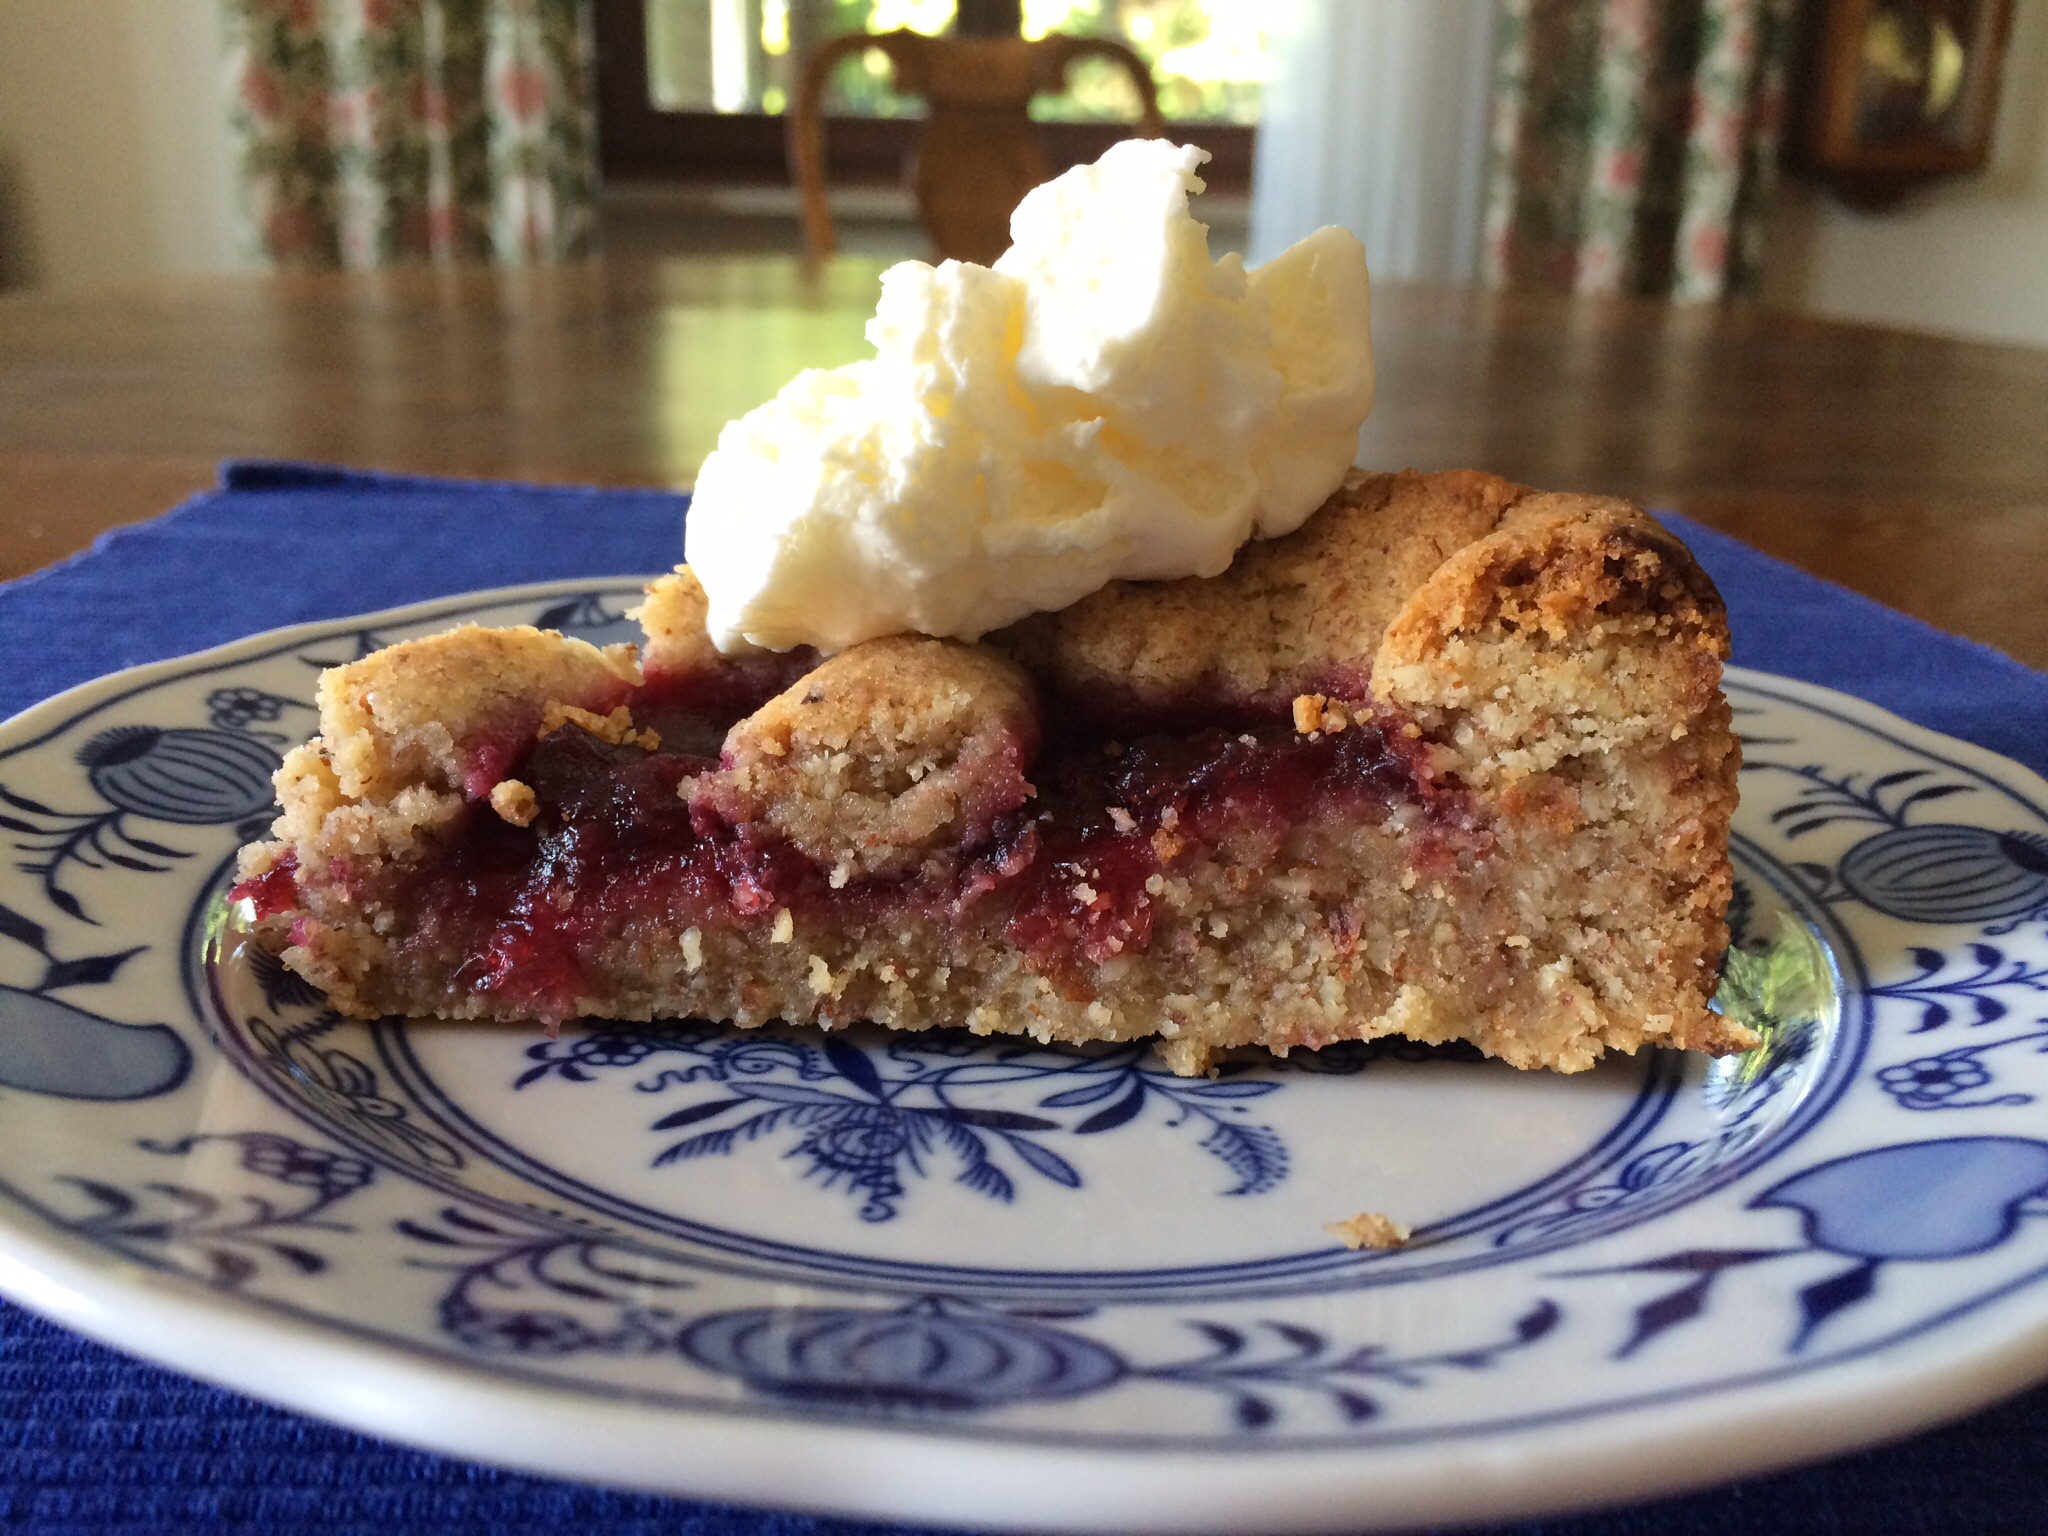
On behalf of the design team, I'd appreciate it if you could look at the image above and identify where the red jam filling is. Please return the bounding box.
[279,669,1471,1020]
[979,717,1455,983]
[234,849,301,921]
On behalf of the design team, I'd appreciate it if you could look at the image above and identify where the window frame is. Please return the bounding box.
[593,0,1255,192]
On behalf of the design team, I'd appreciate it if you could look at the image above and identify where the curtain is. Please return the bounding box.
[1247,0,1498,282]
[1482,0,1794,301]
[222,0,599,268]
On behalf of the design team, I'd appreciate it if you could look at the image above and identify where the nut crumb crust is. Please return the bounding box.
[238,468,1750,1077]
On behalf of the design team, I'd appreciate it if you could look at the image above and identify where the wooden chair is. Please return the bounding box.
[789,30,1165,266]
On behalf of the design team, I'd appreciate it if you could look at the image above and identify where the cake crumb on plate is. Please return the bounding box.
[1325,1211,1412,1250]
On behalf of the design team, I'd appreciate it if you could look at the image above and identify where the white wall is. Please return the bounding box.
[1764,0,2048,347]
[0,0,248,290]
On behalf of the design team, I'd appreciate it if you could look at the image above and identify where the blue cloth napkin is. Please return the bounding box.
[1,462,2044,1535]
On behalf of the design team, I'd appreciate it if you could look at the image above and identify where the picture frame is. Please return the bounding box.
[1788,0,2016,207]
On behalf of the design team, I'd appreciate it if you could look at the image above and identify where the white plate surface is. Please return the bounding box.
[3,580,2048,1532]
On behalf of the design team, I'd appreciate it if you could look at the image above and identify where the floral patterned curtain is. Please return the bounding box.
[222,0,599,268]
[1482,0,1794,301]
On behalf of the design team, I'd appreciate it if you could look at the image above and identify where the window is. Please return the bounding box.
[597,0,1259,192]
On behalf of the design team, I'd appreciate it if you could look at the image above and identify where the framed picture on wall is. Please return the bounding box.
[1789,0,2016,206]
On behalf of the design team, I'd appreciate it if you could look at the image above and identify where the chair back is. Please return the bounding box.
[790,30,1164,266]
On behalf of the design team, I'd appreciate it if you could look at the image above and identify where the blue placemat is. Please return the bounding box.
[1,461,2044,1535]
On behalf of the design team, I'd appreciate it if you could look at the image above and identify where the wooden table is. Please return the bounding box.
[4,256,2045,669]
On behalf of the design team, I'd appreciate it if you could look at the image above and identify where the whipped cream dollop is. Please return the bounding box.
[685,139,1374,654]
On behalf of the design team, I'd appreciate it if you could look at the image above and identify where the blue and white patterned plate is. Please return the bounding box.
[3,579,2048,1533]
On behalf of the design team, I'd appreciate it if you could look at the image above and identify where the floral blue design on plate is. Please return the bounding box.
[2,579,2048,1534]
[509,1023,1295,1223]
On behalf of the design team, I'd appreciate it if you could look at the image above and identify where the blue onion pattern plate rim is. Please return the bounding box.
[1,578,2047,1534]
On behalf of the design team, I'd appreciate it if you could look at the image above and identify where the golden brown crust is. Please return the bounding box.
[1363,485,1743,1060]
[691,636,1039,882]
[315,623,640,803]
[995,468,1528,707]
[633,567,720,677]
[1376,491,1731,780]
